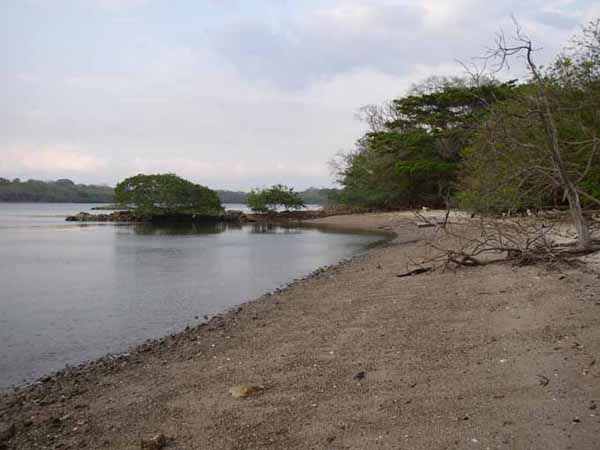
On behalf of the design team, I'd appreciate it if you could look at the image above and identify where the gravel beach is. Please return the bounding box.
[1,212,599,450]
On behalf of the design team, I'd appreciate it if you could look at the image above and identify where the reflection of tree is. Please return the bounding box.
[126,221,388,243]
[249,223,303,234]
[132,222,236,236]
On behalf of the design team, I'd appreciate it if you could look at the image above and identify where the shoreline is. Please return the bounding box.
[1,212,599,449]
[2,219,395,393]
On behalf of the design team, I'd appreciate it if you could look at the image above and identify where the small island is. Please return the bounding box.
[65,175,340,224]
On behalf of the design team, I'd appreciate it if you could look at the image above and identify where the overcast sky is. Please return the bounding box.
[1,0,599,190]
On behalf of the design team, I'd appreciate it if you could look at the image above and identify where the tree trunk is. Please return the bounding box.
[539,99,593,250]
[527,51,593,250]
[564,182,592,249]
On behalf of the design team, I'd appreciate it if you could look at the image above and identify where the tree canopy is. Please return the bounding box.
[332,19,600,225]
[114,173,223,217]
[246,184,305,213]
[332,77,516,209]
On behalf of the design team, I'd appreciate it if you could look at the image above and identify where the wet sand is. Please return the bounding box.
[1,212,599,450]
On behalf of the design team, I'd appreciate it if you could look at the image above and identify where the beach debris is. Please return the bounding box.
[397,267,432,278]
[353,371,366,381]
[229,384,264,399]
[140,433,167,450]
[537,375,550,386]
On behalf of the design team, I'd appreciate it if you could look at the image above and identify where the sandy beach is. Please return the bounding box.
[1,212,599,450]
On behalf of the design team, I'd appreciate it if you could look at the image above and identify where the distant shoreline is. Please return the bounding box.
[0,200,113,204]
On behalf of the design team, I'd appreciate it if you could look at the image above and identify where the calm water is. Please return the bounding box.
[0,203,382,387]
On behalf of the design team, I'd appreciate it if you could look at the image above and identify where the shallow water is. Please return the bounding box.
[0,203,382,387]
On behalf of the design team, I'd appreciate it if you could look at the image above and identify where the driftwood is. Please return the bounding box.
[397,267,432,278]
[414,212,599,272]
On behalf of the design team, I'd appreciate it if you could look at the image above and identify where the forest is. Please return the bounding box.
[331,21,600,219]
[0,178,114,203]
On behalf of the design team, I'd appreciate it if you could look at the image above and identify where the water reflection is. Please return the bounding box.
[0,204,385,387]
[131,222,309,236]
[131,222,233,236]
[248,223,303,234]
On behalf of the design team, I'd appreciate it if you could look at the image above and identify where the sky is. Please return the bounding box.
[1,0,599,190]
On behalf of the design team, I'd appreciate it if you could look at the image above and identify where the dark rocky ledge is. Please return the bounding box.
[65,210,246,223]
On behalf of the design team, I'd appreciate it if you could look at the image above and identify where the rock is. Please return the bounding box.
[140,433,167,450]
[223,210,246,222]
[0,423,16,444]
[229,384,264,398]
[353,371,366,381]
[65,211,137,223]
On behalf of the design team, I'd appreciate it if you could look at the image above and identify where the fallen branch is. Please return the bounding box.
[415,214,600,272]
[397,267,432,278]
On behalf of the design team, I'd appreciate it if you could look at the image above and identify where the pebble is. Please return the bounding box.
[140,433,167,450]
[229,384,264,399]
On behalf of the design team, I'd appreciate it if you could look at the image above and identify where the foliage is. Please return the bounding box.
[0,178,114,203]
[246,184,305,213]
[216,188,339,206]
[114,173,223,217]
[460,20,600,214]
[332,77,516,209]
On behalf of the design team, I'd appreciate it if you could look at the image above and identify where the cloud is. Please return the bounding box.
[2,0,598,188]
[0,148,107,178]
[90,0,150,12]
[124,157,329,190]
[211,0,587,90]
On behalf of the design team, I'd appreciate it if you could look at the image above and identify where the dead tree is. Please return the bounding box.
[411,213,591,273]
[488,20,593,251]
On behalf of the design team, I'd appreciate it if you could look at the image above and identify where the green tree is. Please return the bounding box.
[246,184,305,213]
[332,77,516,209]
[114,173,223,217]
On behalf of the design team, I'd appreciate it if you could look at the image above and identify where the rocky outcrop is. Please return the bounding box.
[65,207,359,224]
[66,210,248,223]
[65,211,138,222]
